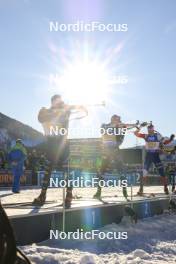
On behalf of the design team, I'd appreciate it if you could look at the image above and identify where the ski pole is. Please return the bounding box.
[62,171,66,232]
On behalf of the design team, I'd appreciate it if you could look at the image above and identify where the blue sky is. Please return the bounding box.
[0,0,176,147]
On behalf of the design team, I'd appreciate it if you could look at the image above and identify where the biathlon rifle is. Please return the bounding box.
[135,120,153,129]
[69,101,106,121]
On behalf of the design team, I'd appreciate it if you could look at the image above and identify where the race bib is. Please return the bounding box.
[146,142,159,150]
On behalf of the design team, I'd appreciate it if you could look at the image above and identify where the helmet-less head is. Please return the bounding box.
[111,115,121,126]
[147,124,155,135]
[51,94,64,108]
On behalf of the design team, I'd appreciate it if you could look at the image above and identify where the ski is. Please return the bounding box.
[0,192,15,198]
[93,196,109,204]
[134,193,156,198]
[6,203,63,210]
[2,200,58,208]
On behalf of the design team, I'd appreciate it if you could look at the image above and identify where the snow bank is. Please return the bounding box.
[21,213,176,264]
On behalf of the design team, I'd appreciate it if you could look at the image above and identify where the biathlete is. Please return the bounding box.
[32,94,87,208]
[134,123,174,195]
[93,114,137,199]
[161,135,176,194]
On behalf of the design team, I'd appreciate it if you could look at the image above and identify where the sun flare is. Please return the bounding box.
[51,61,110,105]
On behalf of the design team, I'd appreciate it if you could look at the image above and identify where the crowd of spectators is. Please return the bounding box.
[0,144,49,185]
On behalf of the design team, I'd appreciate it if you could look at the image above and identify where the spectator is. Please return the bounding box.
[27,149,39,185]
[8,139,27,193]
[0,149,6,169]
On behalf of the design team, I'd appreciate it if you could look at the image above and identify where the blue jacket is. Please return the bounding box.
[8,143,27,164]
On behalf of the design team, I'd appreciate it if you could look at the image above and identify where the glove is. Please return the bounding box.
[140,122,148,127]
[170,134,175,141]
[136,120,140,126]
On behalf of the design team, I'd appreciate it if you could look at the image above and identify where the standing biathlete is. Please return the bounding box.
[33,94,87,208]
[160,134,176,193]
[93,114,137,199]
[134,124,174,195]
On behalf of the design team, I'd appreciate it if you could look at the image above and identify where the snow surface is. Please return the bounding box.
[0,185,169,205]
[1,186,176,263]
[21,213,176,264]
[1,186,171,216]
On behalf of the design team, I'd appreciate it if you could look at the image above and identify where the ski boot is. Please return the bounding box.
[164,185,169,195]
[123,187,128,200]
[161,177,169,195]
[32,190,46,206]
[172,185,176,194]
[137,185,143,196]
[93,187,102,199]
[12,190,20,194]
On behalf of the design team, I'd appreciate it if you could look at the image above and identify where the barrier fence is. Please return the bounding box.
[0,170,32,187]
[37,167,176,188]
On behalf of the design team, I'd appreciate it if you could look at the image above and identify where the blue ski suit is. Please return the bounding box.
[8,143,27,192]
